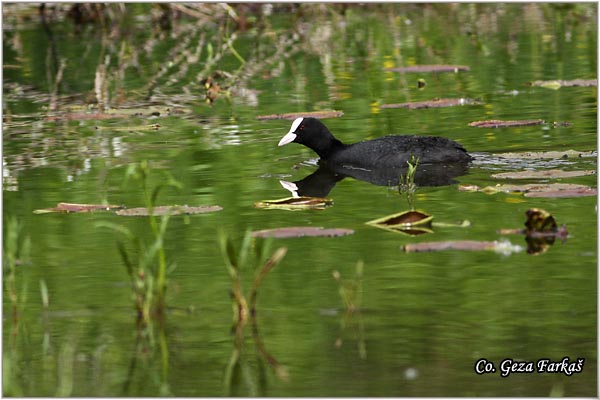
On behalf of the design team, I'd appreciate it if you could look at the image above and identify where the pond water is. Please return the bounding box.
[2,3,597,397]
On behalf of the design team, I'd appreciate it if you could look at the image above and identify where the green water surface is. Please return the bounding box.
[2,3,597,397]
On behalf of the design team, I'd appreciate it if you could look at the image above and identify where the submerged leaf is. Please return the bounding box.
[116,205,222,216]
[254,196,333,211]
[491,169,595,179]
[380,98,483,109]
[384,64,470,73]
[251,227,354,239]
[468,119,545,128]
[34,202,124,214]
[256,110,344,121]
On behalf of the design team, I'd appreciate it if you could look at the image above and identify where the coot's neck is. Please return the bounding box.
[308,125,346,159]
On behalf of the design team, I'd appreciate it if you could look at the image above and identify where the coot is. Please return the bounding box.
[278,117,472,168]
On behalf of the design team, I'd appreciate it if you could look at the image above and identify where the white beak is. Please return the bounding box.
[279,180,299,197]
[278,117,304,147]
[278,131,297,147]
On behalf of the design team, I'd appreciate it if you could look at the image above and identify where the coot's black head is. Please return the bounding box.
[278,117,343,159]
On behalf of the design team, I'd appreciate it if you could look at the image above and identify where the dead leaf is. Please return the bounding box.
[34,202,124,214]
[251,227,354,239]
[495,150,596,160]
[366,210,433,235]
[524,188,597,198]
[459,183,595,196]
[402,240,523,255]
[256,110,344,121]
[116,205,222,216]
[384,64,470,73]
[380,98,483,109]
[529,79,597,89]
[468,119,545,128]
[497,208,568,255]
[254,196,333,211]
[491,169,596,179]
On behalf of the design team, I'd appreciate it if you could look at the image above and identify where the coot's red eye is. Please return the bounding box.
[299,125,305,130]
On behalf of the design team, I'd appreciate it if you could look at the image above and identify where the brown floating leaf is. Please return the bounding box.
[34,202,124,214]
[497,208,568,255]
[402,240,523,255]
[254,196,333,211]
[366,210,433,235]
[384,64,470,73]
[116,205,222,216]
[495,150,596,160]
[524,188,597,198]
[459,183,595,196]
[256,110,344,121]
[491,169,596,179]
[45,106,190,122]
[380,98,482,109]
[468,119,545,128]
[529,79,597,89]
[46,113,130,122]
[525,208,556,233]
[251,227,354,239]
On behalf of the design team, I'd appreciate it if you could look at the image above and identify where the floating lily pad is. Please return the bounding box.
[256,110,344,121]
[34,202,124,214]
[468,119,545,128]
[459,183,596,197]
[116,205,223,216]
[384,64,470,73]
[251,227,354,239]
[380,98,483,109]
[254,196,333,211]
[402,240,523,255]
[491,169,596,179]
[495,150,596,160]
[529,79,597,89]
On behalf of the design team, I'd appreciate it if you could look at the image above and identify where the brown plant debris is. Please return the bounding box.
[380,98,482,109]
[491,169,596,179]
[494,150,596,160]
[402,240,522,254]
[251,226,354,239]
[34,202,124,214]
[529,79,597,89]
[256,110,344,121]
[384,65,470,73]
[116,205,223,216]
[459,183,596,197]
[468,119,545,128]
[254,196,333,210]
